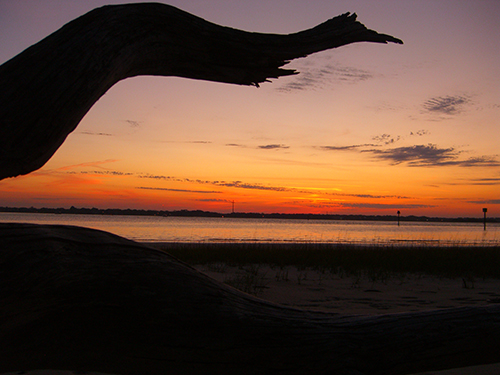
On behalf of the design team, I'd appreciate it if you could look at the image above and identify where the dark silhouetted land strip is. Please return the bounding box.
[1,206,498,223]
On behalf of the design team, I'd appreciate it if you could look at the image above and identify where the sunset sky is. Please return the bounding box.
[1,0,499,217]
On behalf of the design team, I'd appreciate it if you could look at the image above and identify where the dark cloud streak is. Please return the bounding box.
[363,144,500,168]
[81,170,133,176]
[258,144,290,150]
[138,174,174,180]
[79,131,113,136]
[410,130,430,136]
[277,63,374,92]
[136,187,221,194]
[140,176,411,199]
[320,144,377,151]
[364,144,458,166]
[339,202,433,209]
[468,199,500,205]
[125,119,141,127]
[422,95,470,115]
[372,134,401,145]
[72,168,412,200]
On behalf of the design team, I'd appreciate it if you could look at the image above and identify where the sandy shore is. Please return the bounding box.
[196,263,500,315]
[196,263,500,375]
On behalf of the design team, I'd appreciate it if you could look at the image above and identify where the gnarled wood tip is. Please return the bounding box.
[0,3,402,180]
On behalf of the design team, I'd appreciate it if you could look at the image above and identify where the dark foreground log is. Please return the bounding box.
[1,223,500,375]
[0,3,401,180]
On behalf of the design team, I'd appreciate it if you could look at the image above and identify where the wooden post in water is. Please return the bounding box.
[397,210,401,226]
[483,207,488,230]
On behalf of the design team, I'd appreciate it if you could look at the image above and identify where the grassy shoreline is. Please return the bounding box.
[148,242,500,280]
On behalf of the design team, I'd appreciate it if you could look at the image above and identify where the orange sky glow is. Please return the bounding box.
[1,0,499,218]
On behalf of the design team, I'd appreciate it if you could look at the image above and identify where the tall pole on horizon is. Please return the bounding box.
[483,208,487,231]
[397,210,401,227]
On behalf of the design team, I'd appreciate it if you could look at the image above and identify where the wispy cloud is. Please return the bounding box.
[57,159,119,171]
[428,177,500,187]
[332,192,411,199]
[57,166,418,203]
[464,178,500,186]
[32,197,65,200]
[451,157,500,168]
[80,170,133,176]
[199,180,411,199]
[321,131,428,152]
[422,95,471,115]
[136,187,221,194]
[363,144,500,167]
[364,144,458,166]
[78,131,113,136]
[278,71,318,92]
[277,62,374,92]
[293,201,429,210]
[320,144,377,151]
[135,174,410,199]
[210,180,291,192]
[372,134,401,145]
[339,202,434,209]
[196,198,231,202]
[334,66,373,82]
[467,199,500,205]
[125,119,141,127]
[134,176,297,194]
[258,144,290,150]
[410,129,430,136]
[318,129,499,168]
[138,174,174,180]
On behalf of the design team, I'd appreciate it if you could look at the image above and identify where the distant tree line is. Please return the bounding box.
[1,206,498,223]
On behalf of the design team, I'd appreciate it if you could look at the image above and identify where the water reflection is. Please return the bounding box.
[1,213,499,246]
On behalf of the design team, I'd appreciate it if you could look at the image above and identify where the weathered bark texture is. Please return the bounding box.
[0,3,401,180]
[1,223,500,375]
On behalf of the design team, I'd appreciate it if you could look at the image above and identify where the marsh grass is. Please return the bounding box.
[205,262,229,273]
[223,264,269,296]
[273,266,289,282]
[155,242,500,280]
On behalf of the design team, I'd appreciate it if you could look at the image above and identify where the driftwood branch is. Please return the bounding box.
[5,4,495,375]
[0,3,401,180]
[1,223,500,375]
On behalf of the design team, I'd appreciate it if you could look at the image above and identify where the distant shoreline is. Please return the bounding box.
[1,206,498,223]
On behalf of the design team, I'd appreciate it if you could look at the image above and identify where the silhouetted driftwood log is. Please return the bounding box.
[0,3,401,180]
[4,4,499,375]
[1,223,500,375]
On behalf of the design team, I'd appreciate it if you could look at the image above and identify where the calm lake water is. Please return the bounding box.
[1,212,499,246]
